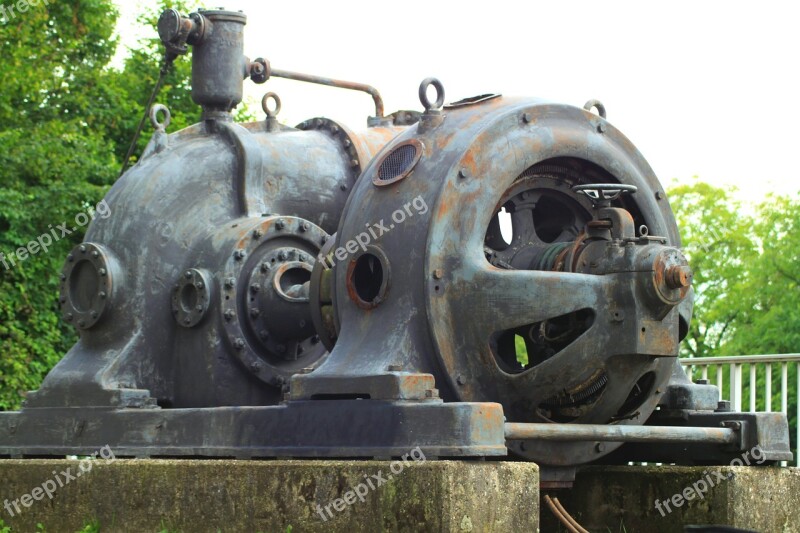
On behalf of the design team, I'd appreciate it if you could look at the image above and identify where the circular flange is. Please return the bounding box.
[59,242,117,330]
[309,235,339,351]
[219,216,329,387]
[171,268,212,328]
[296,117,364,181]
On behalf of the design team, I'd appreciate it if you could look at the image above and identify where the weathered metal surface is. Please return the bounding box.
[0,8,791,473]
[0,402,506,458]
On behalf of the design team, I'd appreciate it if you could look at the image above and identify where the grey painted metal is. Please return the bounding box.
[0,8,791,474]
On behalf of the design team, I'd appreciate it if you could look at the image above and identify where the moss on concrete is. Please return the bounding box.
[540,465,800,533]
[0,459,539,532]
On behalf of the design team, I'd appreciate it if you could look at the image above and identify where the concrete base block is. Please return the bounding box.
[540,465,800,532]
[0,459,539,532]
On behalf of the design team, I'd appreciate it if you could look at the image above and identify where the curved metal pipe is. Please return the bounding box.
[269,68,384,118]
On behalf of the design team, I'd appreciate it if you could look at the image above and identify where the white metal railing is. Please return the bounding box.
[680,354,800,467]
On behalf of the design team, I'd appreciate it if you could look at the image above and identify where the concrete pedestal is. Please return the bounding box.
[540,465,800,532]
[0,459,539,532]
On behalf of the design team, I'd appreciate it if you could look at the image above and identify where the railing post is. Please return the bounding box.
[749,363,757,412]
[730,363,742,412]
[766,364,773,413]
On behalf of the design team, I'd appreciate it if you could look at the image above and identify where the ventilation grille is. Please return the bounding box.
[378,144,419,182]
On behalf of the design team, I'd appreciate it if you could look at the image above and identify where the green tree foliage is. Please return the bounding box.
[669,180,800,357]
[0,0,207,409]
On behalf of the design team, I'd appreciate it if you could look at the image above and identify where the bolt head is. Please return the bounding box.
[253,229,263,239]
[277,251,287,261]
[458,168,470,179]
[184,271,193,279]
[250,283,261,293]
[275,220,285,230]
[522,112,533,123]
[67,255,74,263]
[79,245,87,254]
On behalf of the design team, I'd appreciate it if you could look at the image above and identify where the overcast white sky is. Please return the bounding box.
[115,0,798,200]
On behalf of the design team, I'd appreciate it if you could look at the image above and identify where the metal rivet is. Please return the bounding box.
[99,291,107,299]
[597,122,606,133]
[250,308,260,318]
[65,313,74,321]
[595,442,606,453]
[655,191,664,200]
[98,268,107,276]
[234,250,246,261]
[79,245,87,253]
[184,317,191,325]
[225,278,236,289]
[261,262,270,272]
[277,251,287,261]
[196,305,204,312]
[233,338,245,350]
[259,330,270,340]
[92,251,100,258]
[300,221,310,232]
[522,112,533,123]
[77,319,86,328]
[67,255,74,263]
[90,311,98,319]
[253,229,263,239]
[456,375,467,386]
[340,183,348,191]
[276,219,285,230]
[298,254,307,263]
[184,271,193,279]
[250,362,262,373]
[224,309,235,321]
[433,269,443,280]
[196,282,204,290]
[458,168,470,179]
[250,283,261,293]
